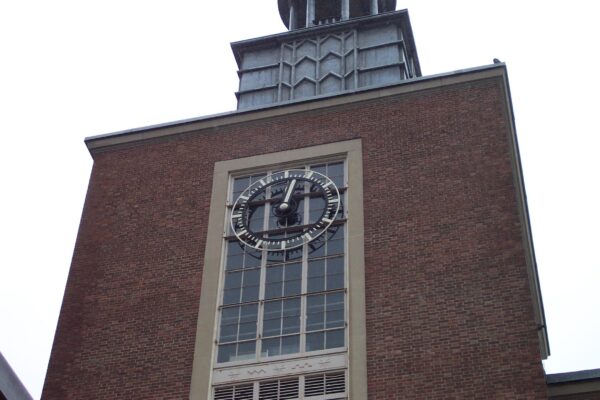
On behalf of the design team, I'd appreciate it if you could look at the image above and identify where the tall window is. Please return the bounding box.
[213,161,348,400]
[216,161,347,366]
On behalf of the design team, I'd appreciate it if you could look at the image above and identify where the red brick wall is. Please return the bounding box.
[42,76,548,399]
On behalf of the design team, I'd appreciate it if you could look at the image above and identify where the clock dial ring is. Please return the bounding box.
[231,169,341,251]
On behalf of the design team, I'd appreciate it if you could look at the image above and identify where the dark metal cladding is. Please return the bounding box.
[232,9,420,110]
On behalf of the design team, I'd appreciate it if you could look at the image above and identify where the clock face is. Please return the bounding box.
[231,169,341,251]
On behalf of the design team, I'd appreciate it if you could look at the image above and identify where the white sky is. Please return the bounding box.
[1,1,599,398]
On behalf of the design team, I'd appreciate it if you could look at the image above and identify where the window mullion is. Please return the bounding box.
[301,245,308,356]
[257,261,266,362]
[253,381,259,400]
[300,169,310,355]
[299,374,305,399]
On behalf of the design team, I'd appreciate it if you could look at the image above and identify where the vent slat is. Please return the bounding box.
[259,377,299,400]
[305,371,346,397]
[214,383,254,400]
[214,386,234,400]
[325,372,345,394]
[235,384,254,400]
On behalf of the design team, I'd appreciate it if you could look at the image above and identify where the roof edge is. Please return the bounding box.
[546,368,600,397]
[547,368,600,384]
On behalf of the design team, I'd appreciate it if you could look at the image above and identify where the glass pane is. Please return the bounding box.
[248,205,265,232]
[326,292,344,311]
[240,304,258,323]
[266,265,283,283]
[327,257,344,290]
[262,337,280,357]
[309,197,326,211]
[266,251,285,264]
[326,309,345,329]
[243,269,260,286]
[327,274,344,291]
[250,174,267,200]
[283,298,301,317]
[263,318,281,337]
[286,263,302,279]
[281,335,300,355]
[263,300,282,336]
[327,257,344,274]
[282,316,300,334]
[228,241,245,256]
[265,266,283,299]
[217,343,236,363]
[226,242,244,270]
[307,313,324,332]
[310,209,325,224]
[233,177,250,199]
[263,301,282,319]
[306,332,325,352]
[219,324,237,342]
[307,295,325,331]
[327,239,343,256]
[309,197,326,224]
[268,214,279,230]
[327,162,344,179]
[295,199,305,224]
[285,280,301,296]
[241,285,259,302]
[307,294,325,312]
[308,239,326,258]
[334,202,344,220]
[265,283,281,299]
[285,248,303,262]
[307,277,324,293]
[224,271,242,289]
[245,248,262,268]
[308,260,325,293]
[238,322,257,340]
[310,164,326,176]
[249,174,266,183]
[284,263,302,296]
[221,307,239,325]
[308,259,325,277]
[325,329,345,349]
[237,341,256,361]
[330,226,344,240]
[223,288,240,305]
[226,254,244,270]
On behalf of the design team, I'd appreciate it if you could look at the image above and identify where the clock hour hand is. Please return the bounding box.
[278,179,297,212]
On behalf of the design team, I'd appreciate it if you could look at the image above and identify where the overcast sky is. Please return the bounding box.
[1,1,599,398]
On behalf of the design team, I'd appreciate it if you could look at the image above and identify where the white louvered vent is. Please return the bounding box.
[259,377,300,399]
[304,371,345,397]
[214,383,254,400]
[214,371,346,399]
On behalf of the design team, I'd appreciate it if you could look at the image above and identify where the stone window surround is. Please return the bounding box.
[190,138,366,399]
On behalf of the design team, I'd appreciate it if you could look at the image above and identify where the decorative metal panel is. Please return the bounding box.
[235,13,420,109]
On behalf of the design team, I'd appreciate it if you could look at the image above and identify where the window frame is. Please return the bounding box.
[215,161,349,367]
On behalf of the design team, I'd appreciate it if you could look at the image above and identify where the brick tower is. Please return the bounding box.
[43,2,550,398]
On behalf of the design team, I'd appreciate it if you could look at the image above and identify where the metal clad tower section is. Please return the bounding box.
[232,6,421,110]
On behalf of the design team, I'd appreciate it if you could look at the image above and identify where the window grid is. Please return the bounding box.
[217,162,347,365]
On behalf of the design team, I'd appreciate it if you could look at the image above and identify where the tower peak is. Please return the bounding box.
[278,0,397,30]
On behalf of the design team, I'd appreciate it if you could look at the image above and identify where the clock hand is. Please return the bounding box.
[279,179,297,211]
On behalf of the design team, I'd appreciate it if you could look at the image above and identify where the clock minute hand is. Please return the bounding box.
[279,179,297,211]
